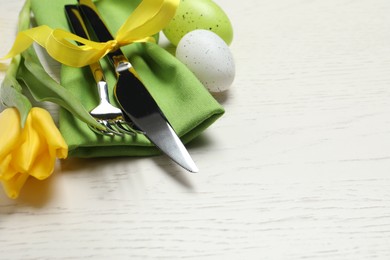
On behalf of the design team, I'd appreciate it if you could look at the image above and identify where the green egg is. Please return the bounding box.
[163,0,233,46]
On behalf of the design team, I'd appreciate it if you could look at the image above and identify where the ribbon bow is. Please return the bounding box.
[1,0,179,67]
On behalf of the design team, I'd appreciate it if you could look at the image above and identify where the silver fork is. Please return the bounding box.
[65,5,136,137]
[88,63,137,136]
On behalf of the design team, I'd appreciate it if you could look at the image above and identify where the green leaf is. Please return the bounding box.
[17,47,104,130]
[18,0,31,31]
[0,78,32,125]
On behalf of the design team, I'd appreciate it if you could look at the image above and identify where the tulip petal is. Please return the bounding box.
[30,108,68,159]
[28,152,55,180]
[0,108,22,159]
[0,154,18,180]
[1,172,29,199]
[11,110,43,173]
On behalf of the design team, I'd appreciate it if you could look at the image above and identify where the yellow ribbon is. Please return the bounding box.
[1,0,179,67]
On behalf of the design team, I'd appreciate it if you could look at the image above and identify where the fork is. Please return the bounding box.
[65,5,137,136]
[87,62,138,136]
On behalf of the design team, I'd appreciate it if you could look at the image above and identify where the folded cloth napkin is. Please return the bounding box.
[30,0,224,158]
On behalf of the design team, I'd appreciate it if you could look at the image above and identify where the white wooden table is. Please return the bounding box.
[1,0,390,259]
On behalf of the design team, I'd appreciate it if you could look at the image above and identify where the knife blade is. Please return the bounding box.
[74,1,198,173]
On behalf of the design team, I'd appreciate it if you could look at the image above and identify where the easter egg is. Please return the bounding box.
[163,0,233,46]
[176,30,235,92]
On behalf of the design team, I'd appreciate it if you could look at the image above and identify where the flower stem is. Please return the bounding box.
[0,0,33,125]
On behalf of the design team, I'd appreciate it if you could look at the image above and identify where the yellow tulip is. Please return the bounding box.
[0,107,68,199]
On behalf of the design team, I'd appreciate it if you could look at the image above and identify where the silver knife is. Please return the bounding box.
[72,1,198,173]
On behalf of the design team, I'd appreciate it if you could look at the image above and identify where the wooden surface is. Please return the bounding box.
[1,0,390,259]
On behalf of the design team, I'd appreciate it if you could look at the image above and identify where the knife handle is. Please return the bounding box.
[77,0,125,61]
[77,0,113,41]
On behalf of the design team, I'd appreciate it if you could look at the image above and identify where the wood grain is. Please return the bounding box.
[1,0,390,259]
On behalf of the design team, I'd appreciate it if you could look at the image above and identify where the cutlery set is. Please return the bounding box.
[65,0,198,172]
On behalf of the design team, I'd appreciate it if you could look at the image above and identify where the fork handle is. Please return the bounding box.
[65,5,106,84]
[96,81,111,104]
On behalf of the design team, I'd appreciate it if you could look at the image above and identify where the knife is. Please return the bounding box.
[72,1,198,173]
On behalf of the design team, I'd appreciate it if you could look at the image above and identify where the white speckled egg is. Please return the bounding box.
[176,29,235,92]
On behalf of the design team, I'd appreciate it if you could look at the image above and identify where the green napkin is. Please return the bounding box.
[30,0,224,158]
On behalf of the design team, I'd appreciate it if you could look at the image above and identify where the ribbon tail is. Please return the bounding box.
[116,0,179,43]
[0,26,52,61]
